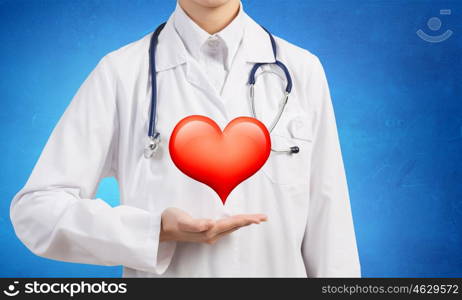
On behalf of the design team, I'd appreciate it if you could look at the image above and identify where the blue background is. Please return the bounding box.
[1,0,461,277]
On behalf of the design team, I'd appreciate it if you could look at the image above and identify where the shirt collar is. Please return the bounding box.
[154,4,275,72]
[173,1,246,70]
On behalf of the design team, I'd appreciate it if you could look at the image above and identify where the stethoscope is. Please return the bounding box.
[144,22,300,159]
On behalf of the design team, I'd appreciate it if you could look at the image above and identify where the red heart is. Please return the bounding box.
[169,115,271,204]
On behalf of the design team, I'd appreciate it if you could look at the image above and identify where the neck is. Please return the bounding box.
[178,0,240,34]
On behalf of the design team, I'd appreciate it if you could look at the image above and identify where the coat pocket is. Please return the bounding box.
[261,114,313,186]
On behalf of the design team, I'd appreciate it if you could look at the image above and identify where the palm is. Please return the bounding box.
[160,207,267,244]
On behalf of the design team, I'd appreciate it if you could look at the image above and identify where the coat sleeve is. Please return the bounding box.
[9,54,175,274]
[301,55,361,277]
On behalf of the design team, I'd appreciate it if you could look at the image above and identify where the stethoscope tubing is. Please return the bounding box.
[144,22,298,158]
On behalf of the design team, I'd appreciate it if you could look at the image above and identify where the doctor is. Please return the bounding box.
[10,0,360,277]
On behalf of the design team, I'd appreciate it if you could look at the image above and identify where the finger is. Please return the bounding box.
[233,214,268,222]
[206,227,241,244]
[178,225,239,243]
[216,223,249,237]
[209,218,246,234]
[178,218,215,233]
[239,216,264,224]
[209,215,262,235]
[185,219,260,243]
[226,214,266,226]
[178,214,267,243]
[207,221,260,244]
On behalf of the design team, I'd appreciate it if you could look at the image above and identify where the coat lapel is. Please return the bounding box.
[220,13,276,119]
[155,11,277,123]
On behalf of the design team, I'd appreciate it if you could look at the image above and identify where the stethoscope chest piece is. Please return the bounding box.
[144,133,161,159]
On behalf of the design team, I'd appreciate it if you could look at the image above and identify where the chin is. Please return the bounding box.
[189,0,234,8]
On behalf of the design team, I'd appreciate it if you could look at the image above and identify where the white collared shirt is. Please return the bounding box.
[10,1,361,278]
[173,2,245,95]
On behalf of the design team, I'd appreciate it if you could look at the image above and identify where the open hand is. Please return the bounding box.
[160,207,267,244]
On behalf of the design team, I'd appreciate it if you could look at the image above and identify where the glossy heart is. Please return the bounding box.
[169,115,271,204]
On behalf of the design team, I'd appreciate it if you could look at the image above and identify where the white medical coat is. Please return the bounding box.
[10,10,361,277]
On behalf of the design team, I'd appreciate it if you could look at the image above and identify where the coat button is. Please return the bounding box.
[207,37,219,47]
